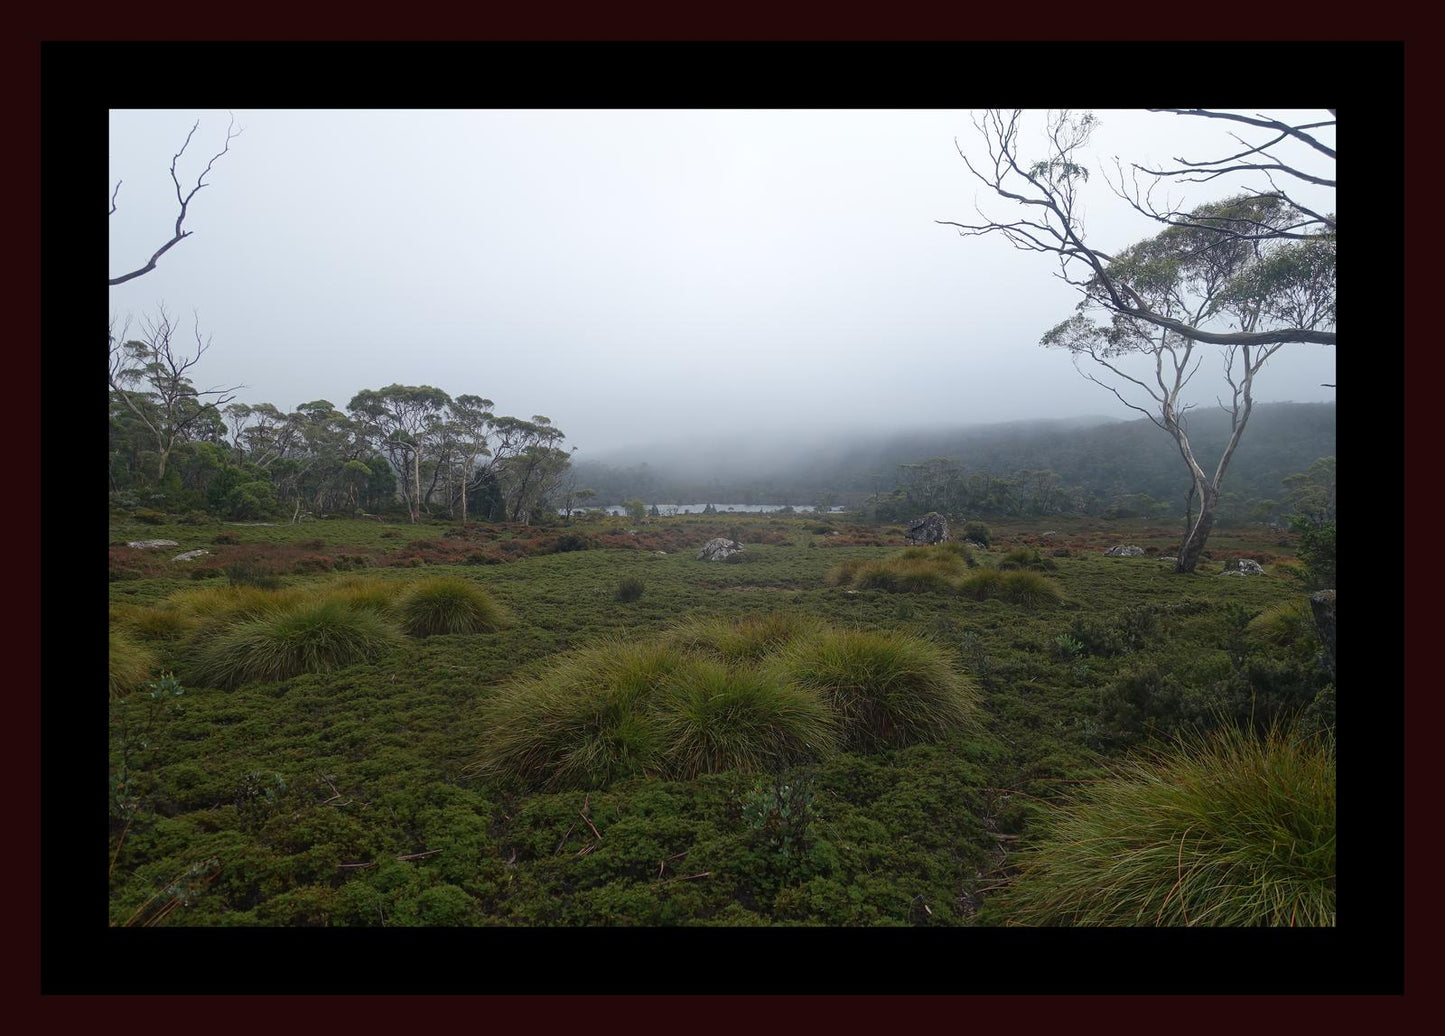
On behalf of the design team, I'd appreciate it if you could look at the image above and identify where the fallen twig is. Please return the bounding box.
[396,849,443,861]
[655,871,711,889]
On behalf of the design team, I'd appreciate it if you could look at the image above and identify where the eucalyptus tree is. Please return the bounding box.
[347,385,453,523]
[107,306,240,483]
[942,110,1335,572]
[444,394,496,525]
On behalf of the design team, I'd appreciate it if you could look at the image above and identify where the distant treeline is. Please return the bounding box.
[571,403,1336,524]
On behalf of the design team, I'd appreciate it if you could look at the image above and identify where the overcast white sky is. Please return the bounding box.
[108,109,1336,458]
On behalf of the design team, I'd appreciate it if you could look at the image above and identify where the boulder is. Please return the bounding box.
[127,539,179,550]
[1221,558,1266,576]
[905,512,949,546]
[1104,545,1145,557]
[172,549,211,562]
[697,538,744,561]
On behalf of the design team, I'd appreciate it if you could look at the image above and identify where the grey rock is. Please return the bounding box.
[172,549,211,562]
[127,539,179,550]
[1222,558,1266,576]
[905,512,949,546]
[1158,556,1178,564]
[697,537,744,561]
[1104,544,1145,557]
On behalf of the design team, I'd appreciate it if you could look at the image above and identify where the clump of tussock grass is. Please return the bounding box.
[830,547,971,594]
[667,612,827,664]
[1250,600,1318,660]
[476,640,693,789]
[109,630,157,698]
[112,603,198,642]
[998,547,1058,572]
[164,584,310,629]
[958,568,1061,606]
[398,576,509,637]
[997,724,1335,927]
[771,629,976,750]
[614,576,645,603]
[189,599,403,690]
[319,575,397,615]
[656,660,838,779]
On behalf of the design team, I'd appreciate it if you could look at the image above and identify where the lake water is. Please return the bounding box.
[562,503,847,517]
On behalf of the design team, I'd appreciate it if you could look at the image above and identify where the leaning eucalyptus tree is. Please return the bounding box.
[941,110,1335,572]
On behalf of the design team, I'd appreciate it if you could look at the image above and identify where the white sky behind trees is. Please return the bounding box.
[107,108,1336,458]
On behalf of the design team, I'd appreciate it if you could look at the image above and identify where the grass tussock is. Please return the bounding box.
[164,584,310,627]
[958,568,1061,606]
[771,629,976,750]
[190,599,403,689]
[321,576,398,615]
[666,612,826,664]
[111,602,198,642]
[656,661,838,779]
[998,724,1335,926]
[109,630,157,698]
[476,641,694,789]
[830,546,971,594]
[399,577,510,637]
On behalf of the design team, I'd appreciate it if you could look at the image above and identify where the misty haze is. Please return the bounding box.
[107,101,1341,946]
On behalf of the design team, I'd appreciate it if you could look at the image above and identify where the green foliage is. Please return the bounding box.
[190,599,403,689]
[133,508,168,525]
[995,725,1335,926]
[773,630,976,751]
[399,577,509,637]
[998,547,1057,572]
[963,521,991,546]
[614,576,646,603]
[224,560,283,590]
[1287,514,1335,590]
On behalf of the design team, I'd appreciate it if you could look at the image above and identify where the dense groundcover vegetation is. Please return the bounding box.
[109,509,1334,927]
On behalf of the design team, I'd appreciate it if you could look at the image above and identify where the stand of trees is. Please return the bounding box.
[110,380,575,525]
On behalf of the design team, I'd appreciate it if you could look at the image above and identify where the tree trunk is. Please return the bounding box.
[1175,482,1218,573]
[412,449,421,523]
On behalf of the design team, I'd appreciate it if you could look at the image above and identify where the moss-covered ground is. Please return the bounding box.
[107,512,1322,926]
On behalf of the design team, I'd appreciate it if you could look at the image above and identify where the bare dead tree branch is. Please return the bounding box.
[110,114,242,287]
[1146,109,1336,160]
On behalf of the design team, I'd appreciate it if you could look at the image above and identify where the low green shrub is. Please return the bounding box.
[772,630,976,750]
[224,560,283,590]
[133,508,167,525]
[962,521,991,546]
[399,577,509,637]
[614,576,646,603]
[998,547,1057,572]
[190,599,403,689]
[995,725,1335,926]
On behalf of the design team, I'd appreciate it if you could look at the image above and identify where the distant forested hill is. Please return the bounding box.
[571,402,1335,521]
